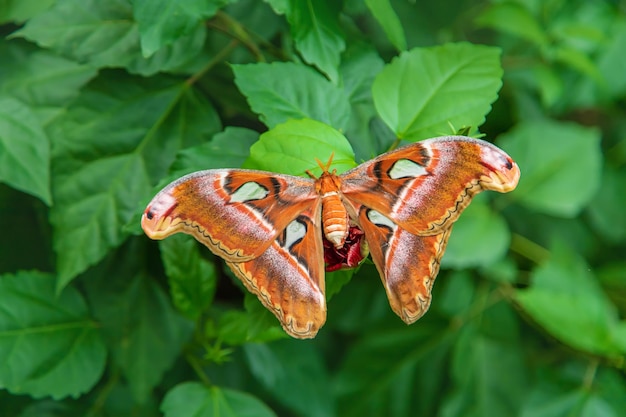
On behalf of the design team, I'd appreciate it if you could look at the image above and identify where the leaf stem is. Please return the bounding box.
[510,233,550,264]
[85,369,120,417]
[207,11,265,62]
[186,351,213,386]
[186,40,240,87]
[582,358,599,390]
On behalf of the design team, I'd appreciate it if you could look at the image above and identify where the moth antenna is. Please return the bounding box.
[315,153,335,172]
[307,153,335,178]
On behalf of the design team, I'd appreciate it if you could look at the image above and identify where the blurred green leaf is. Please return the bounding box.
[552,45,604,83]
[596,19,626,99]
[160,234,217,320]
[436,270,476,318]
[372,43,502,141]
[335,322,453,417]
[515,241,626,357]
[161,382,277,417]
[531,64,563,108]
[244,340,334,417]
[0,96,51,205]
[442,201,511,269]
[285,0,345,82]
[232,62,351,130]
[365,0,406,51]
[475,2,548,46]
[441,316,527,417]
[341,43,386,159]
[263,0,289,14]
[325,268,355,300]
[498,120,601,217]
[0,0,55,23]
[0,271,106,399]
[522,386,617,417]
[587,166,626,243]
[244,118,356,176]
[86,269,193,402]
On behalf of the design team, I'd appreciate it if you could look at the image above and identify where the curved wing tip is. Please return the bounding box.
[283,316,325,339]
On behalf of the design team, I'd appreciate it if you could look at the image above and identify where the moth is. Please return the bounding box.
[142,136,520,338]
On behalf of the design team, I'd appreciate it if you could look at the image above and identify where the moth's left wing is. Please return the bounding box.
[142,169,318,262]
[226,204,326,339]
[351,203,451,323]
[340,136,520,236]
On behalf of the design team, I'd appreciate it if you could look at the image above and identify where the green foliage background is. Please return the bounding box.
[1,0,625,416]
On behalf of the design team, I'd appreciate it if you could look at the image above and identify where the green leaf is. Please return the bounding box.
[244,118,356,176]
[85,268,193,402]
[50,74,216,289]
[475,2,548,46]
[0,96,51,205]
[441,312,527,417]
[244,340,334,417]
[522,387,616,417]
[596,19,626,99]
[372,43,503,141]
[552,45,604,83]
[232,62,351,130]
[160,234,217,320]
[436,270,476,318]
[341,44,385,106]
[497,120,602,217]
[0,271,106,399]
[531,64,563,108]
[364,0,406,51]
[0,42,97,123]
[442,201,511,269]
[217,293,286,345]
[133,0,224,57]
[286,0,345,82]
[335,322,453,417]
[263,0,289,15]
[587,166,626,243]
[0,0,56,23]
[340,43,386,159]
[15,0,205,76]
[326,268,356,300]
[515,241,626,356]
[170,126,259,175]
[161,382,277,417]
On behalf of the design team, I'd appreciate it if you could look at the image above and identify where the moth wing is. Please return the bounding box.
[227,203,326,338]
[142,169,318,262]
[341,136,520,235]
[353,204,452,323]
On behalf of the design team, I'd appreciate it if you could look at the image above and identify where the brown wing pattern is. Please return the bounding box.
[226,204,326,338]
[352,204,452,323]
[142,169,317,262]
[341,136,519,324]
[341,136,520,236]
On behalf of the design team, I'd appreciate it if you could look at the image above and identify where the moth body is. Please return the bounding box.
[316,172,350,249]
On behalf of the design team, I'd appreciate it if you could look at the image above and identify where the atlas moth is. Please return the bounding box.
[142,135,520,338]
